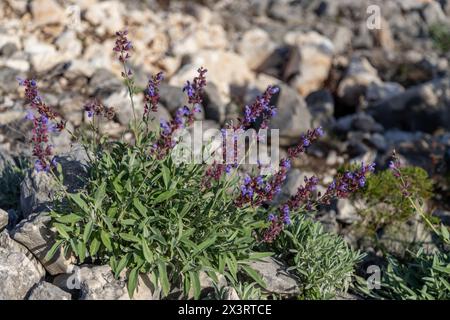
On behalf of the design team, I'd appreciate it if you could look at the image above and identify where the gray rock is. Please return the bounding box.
[336,199,362,224]
[0,230,45,300]
[334,112,383,133]
[237,28,276,70]
[27,281,71,300]
[306,89,335,127]
[337,56,381,108]
[269,84,312,146]
[78,265,160,300]
[158,83,188,115]
[366,82,405,104]
[12,212,75,276]
[103,88,145,125]
[188,271,227,299]
[369,77,450,132]
[223,286,240,300]
[423,1,447,25]
[249,257,300,296]
[88,68,123,98]
[0,66,24,93]
[203,83,227,124]
[20,170,57,218]
[20,145,89,217]
[0,208,8,231]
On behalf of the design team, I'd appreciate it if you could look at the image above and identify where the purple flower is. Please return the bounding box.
[160,119,171,135]
[25,110,34,121]
[359,177,366,187]
[281,159,291,170]
[317,126,324,137]
[144,71,164,115]
[283,214,291,225]
[256,176,264,186]
[241,85,279,129]
[268,214,275,222]
[302,137,310,147]
[281,205,290,215]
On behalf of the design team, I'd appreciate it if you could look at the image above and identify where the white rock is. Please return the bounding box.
[0,230,45,300]
[249,257,300,296]
[285,31,334,96]
[12,213,76,276]
[337,56,382,107]
[28,281,72,300]
[31,0,65,27]
[170,50,254,103]
[6,0,28,15]
[23,36,64,73]
[173,24,228,56]
[0,209,8,231]
[77,265,160,300]
[55,31,83,60]
[85,1,125,35]
[237,28,276,70]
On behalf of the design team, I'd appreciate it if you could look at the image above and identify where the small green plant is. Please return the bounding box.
[355,152,450,300]
[0,156,28,210]
[265,216,364,299]
[356,248,450,300]
[48,139,268,299]
[429,23,450,53]
[355,166,433,235]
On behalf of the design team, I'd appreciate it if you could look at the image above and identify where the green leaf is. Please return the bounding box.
[77,241,87,263]
[242,265,266,288]
[68,193,90,213]
[119,233,141,243]
[142,239,154,264]
[115,254,130,278]
[120,219,137,226]
[54,223,70,240]
[190,271,201,300]
[249,252,273,260]
[44,240,63,261]
[153,190,177,204]
[193,237,216,255]
[82,221,94,243]
[94,181,107,210]
[55,213,83,224]
[162,165,170,189]
[90,236,101,256]
[133,198,148,216]
[100,230,113,251]
[127,267,139,299]
[440,224,449,242]
[158,261,170,297]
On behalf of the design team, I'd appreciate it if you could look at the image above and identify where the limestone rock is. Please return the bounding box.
[0,230,45,300]
[28,281,72,300]
[12,212,75,275]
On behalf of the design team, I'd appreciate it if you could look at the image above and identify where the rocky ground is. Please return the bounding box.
[0,0,450,299]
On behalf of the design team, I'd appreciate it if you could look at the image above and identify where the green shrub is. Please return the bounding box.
[0,156,27,210]
[265,216,364,299]
[356,248,450,300]
[48,139,269,298]
[429,23,450,53]
[355,166,432,235]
